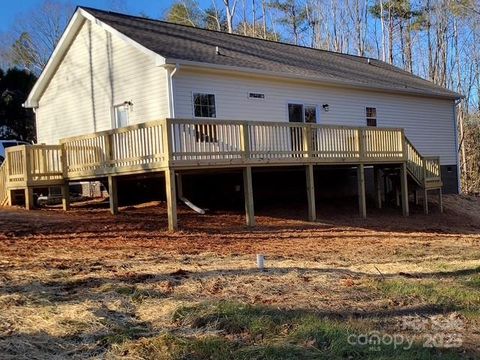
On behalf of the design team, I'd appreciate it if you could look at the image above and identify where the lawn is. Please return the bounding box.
[0,195,479,359]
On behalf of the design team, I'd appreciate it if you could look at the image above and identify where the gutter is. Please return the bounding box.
[164,58,463,101]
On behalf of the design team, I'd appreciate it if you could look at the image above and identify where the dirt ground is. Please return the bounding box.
[0,195,479,359]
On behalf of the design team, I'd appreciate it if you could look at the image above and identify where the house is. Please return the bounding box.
[0,7,462,230]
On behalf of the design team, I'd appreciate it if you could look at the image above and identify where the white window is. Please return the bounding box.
[193,93,216,118]
[288,103,317,123]
[366,107,377,127]
[114,104,129,128]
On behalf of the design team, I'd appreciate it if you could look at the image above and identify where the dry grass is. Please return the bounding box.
[0,195,479,359]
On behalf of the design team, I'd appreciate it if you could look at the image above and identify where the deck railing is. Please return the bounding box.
[167,119,406,166]
[0,161,8,205]
[60,120,166,178]
[1,119,442,189]
[4,145,64,188]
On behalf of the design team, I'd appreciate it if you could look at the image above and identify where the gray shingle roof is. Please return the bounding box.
[82,7,461,100]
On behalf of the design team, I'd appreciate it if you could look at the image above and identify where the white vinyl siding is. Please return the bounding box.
[173,69,456,165]
[36,19,169,145]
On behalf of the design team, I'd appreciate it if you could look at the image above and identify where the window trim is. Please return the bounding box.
[366,106,377,127]
[286,101,319,123]
[191,91,217,119]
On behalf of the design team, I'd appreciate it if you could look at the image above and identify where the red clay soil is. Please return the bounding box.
[0,195,478,263]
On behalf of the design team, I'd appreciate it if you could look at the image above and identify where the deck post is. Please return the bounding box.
[438,188,443,213]
[400,163,409,216]
[61,182,70,211]
[25,187,34,210]
[414,189,419,205]
[240,122,251,162]
[243,166,255,226]
[357,164,366,219]
[423,188,429,215]
[374,166,382,209]
[165,168,178,231]
[305,164,316,221]
[108,175,119,215]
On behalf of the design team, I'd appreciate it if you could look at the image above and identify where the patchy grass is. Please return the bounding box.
[370,271,480,317]
[115,301,462,360]
[0,195,479,358]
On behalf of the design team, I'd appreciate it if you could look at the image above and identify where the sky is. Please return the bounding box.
[0,0,203,32]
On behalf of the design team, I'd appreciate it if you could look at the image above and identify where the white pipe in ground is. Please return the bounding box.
[257,254,265,271]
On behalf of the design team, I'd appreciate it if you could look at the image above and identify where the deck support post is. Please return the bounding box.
[305,164,316,222]
[400,163,409,216]
[243,166,255,226]
[374,166,382,209]
[7,189,13,206]
[438,188,443,213]
[414,189,419,205]
[25,187,34,210]
[165,168,178,231]
[357,164,366,219]
[423,188,429,215]
[61,182,70,211]
[108,175,119,215]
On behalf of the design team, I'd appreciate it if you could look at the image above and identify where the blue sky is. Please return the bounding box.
[0,0,201,32]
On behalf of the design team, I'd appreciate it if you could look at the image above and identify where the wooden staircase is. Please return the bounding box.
[405,138,443,213]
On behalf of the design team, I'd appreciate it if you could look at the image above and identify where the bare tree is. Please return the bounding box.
[223,0,238,33]
[2,0,73,73]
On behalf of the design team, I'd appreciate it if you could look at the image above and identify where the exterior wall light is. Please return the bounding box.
[322,104,330,112]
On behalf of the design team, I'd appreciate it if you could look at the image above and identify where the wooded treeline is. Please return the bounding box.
[0,0,478,192]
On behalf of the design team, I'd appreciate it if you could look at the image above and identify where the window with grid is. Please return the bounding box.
[366,107,377,127]
[193,93,216,118]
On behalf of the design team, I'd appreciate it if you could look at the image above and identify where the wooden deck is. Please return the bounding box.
[0,119,443,230]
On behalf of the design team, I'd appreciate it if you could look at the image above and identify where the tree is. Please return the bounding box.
[0,68,37,142]
[3,0,73,74]
[269,0,308,45]
[165,0,203,27]
[370,0,423,70]
[223,0,238,33]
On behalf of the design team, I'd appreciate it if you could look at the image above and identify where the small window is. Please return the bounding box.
[114,105,129,128]
[193,93,216,118]
[248,92,265,100]
[304,105,317,123]
[366,107,377,127]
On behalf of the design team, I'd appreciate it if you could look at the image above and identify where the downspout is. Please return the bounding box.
[167,63,180,118]
[165,63,206,214]
[454,98,462,194]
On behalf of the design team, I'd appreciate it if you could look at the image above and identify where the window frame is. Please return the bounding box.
[192,91,217,119]
[366,106,377,127]
[286,102,319,123]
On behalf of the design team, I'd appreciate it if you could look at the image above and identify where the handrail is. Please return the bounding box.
[405,137,442,187]
[0,119,443,196]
